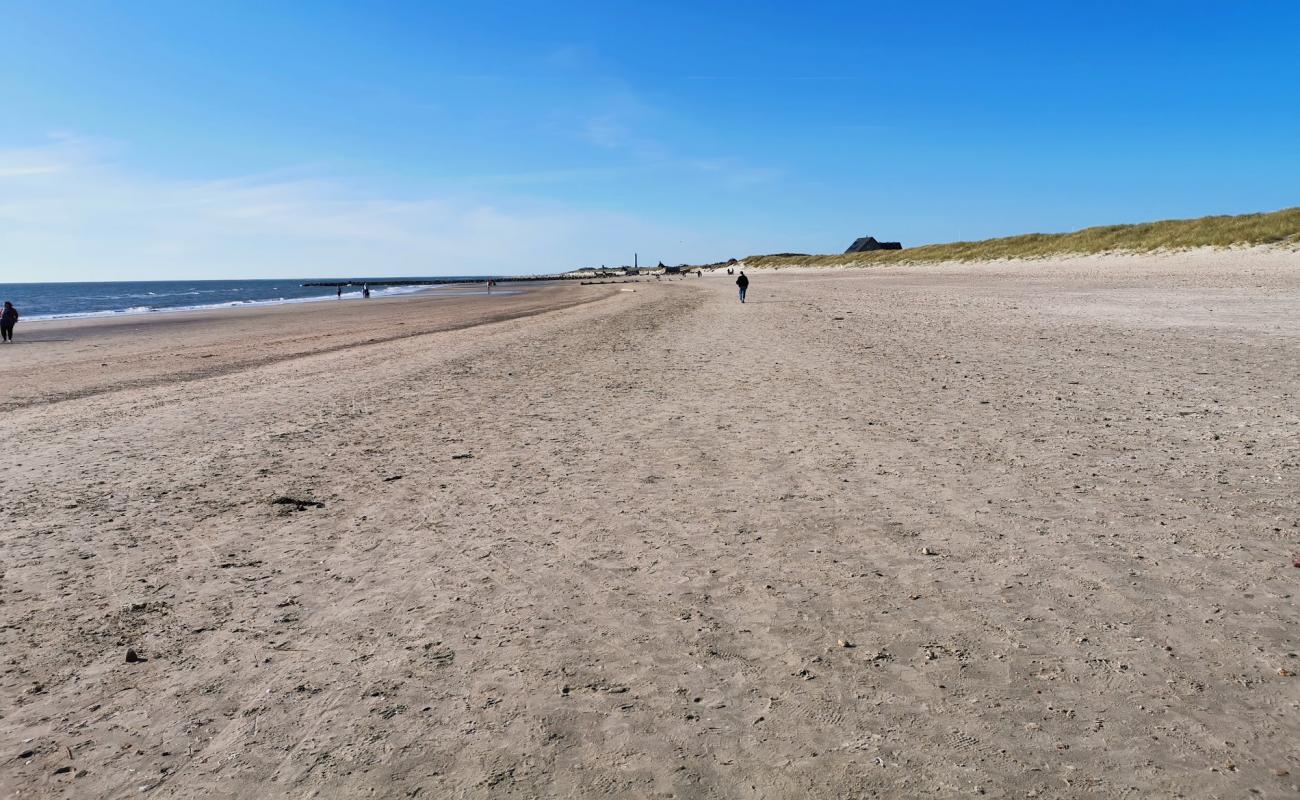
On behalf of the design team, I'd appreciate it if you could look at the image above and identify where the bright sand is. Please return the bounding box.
[2,250,1298,797]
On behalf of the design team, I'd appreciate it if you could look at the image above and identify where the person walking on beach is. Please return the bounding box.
[1,302,18,342]
[337,285,342,298]
[736,271,749,303]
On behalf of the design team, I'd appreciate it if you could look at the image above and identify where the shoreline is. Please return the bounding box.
[2,280,619,410]
[16,278,551,333]
[15,282,519,323]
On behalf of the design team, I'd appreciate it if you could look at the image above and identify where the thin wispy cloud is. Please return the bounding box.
[458,166,636,187]
[563,89,783,187]
[0,135,749,281]
[0,137,84,179]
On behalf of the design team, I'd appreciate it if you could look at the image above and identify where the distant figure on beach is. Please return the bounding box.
[736,271,749,303]
[337,286,342,298]
[1,302,18,342]
[487,279,495,294]
[362,284,371,299]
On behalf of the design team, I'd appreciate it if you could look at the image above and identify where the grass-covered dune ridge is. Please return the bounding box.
[738,206,1300,268]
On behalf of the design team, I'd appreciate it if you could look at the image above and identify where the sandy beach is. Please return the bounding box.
[2,249,1298,798]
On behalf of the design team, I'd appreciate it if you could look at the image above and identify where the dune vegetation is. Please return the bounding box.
[738,206,1300,268]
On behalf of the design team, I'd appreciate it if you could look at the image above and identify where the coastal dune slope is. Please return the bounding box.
[1,249,1298,798]
[740,205,1300,268]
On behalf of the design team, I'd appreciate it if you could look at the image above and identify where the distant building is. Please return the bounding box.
[845,236,903,253]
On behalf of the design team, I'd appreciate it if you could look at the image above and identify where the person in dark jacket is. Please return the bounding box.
[736,271,749,303]
[1,302,17,342]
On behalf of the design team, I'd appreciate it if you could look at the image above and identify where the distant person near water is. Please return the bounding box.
[1,302,18,342]
[337,286,342,298]
[362,284,371,299]
[736,271,749,303]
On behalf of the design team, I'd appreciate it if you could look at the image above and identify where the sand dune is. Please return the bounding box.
[2,250,1298,798]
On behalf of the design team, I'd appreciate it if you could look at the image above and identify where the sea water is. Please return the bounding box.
[0,278,499,320]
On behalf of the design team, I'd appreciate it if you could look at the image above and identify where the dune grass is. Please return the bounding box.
[738,206,1300,269]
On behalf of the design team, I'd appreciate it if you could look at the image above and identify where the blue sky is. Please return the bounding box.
[2,1,1298,280]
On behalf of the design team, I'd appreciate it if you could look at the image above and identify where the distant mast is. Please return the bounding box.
[634,252,638,269]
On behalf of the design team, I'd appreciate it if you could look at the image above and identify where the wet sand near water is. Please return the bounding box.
[0,283,612,410]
